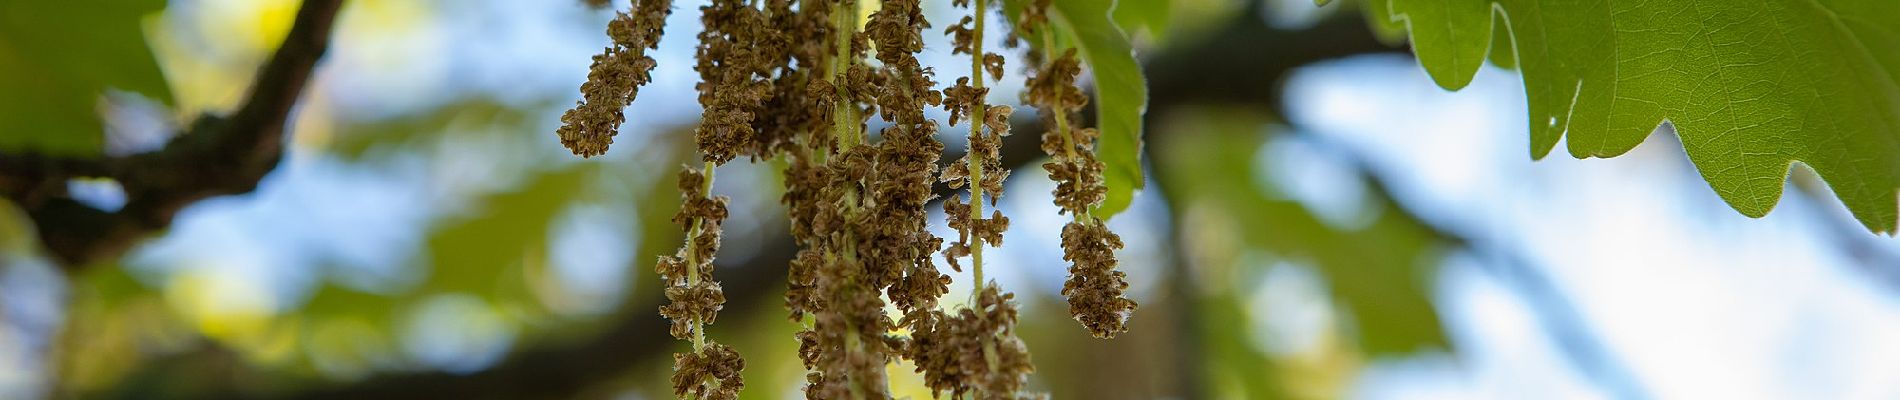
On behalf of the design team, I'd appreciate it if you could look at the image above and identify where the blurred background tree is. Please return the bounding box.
[3,0,1900,399]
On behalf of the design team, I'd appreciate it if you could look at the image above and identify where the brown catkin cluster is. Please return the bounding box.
[909,286,1038,399]
[656,166,745,399]
[778,0,874,397]
[752,0,833,157]
[558,0,1146,396]
[671,342,745,399]
[693,0,780,164]
[938,0,1010,273]
[788,146,907,399]
[937,117,1011,269]
[780,0,956,397]
[863,0,949,330]
[557,0,673,157]
[1017,0,1138,339]
[905,0,1045,398]
[658,0,821,395]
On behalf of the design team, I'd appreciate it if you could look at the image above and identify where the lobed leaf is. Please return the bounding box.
[1357,0,1900,232]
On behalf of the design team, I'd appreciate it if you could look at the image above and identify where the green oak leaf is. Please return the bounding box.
[1368,0,1900,232]
[0,0,174,156]
[1004,0,1151,219]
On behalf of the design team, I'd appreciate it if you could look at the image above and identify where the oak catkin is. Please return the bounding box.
[1017,0,1138,339]
[555,0,1144,396]
[556,0,673,157]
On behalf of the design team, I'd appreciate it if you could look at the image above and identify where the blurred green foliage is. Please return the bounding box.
[0,0,174,155]
[1157,107,1453,397]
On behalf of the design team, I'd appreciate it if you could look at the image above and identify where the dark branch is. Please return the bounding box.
[0,0,345,271]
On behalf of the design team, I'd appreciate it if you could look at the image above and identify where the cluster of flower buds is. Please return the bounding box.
[556,0,754,394]
[694,0,783,164]
[909,286,1039,399]
[782,0,953,396]
[864,0,952,332]
[671,341,745,399]
[1016,0,1138,339]
[752,0,833,157]
[938,0,1011,274]
[914,0,1043,398]
[559,0,1142,396]
[787,145,909,399]
[557,0,673,157]
[655,165,744,399]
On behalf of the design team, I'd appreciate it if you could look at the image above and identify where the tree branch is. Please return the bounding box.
[0,0,345,271]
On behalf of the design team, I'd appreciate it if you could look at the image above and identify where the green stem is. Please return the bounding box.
[685,160,716,351]
[829,2,872,397]
[967,0,990,300]
[832,0,860,149]
[967,0,1005,394]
